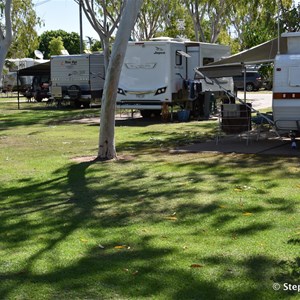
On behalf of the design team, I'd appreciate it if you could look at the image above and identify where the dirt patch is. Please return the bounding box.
[68,112,142,125]
[70,155,98,163]
[70,154,135,163]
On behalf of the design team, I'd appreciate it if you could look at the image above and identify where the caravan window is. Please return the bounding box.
[176,51,183,66]
[203,57,214,66]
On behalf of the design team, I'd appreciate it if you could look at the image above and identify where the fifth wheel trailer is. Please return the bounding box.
[116,37,233,117]
[50,53,105,107]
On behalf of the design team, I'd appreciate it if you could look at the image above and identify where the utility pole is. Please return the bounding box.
[79,0,83,53]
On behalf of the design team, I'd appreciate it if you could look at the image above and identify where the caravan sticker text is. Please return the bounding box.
[61,60,78,66]
[154,47,165,55]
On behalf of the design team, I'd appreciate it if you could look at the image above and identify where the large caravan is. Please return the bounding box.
[117,38,233,117]
[50,53,105,107]
[273,32,300,132]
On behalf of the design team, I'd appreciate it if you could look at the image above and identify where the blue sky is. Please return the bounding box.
[33,0,99,41]
[33,0,300,42]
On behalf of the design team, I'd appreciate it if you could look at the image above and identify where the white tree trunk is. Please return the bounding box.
[97,0,144,160]
[0,0,13,76]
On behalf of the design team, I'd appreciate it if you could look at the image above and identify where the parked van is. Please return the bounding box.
[233,70,263,91]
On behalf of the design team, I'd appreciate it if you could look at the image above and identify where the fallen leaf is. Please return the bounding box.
[132,270,139,275]
[190,264,203,268]
[80,239,88,243]
[219,205,227,208]
[114,245,128,249]
[234,185,253,192]
[98,244,105,249]
[164,216,177,221]
[243,212,253,216]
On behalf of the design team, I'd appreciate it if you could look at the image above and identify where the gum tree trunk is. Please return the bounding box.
[97,0,144,160]
[0,0,13,76]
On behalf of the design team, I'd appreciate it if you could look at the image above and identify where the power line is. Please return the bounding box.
[34,0,52,7]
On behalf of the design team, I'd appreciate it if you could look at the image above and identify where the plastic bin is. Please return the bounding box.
[177,110,190,122]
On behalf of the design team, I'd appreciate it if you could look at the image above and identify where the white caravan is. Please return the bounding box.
[50,53,105,107]
[117,37,233,117]
[273,32,300,132]
[2,58,47,94]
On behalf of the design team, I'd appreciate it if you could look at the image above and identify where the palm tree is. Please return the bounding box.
[85,36,95,49]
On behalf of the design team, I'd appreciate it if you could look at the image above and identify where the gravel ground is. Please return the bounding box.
[237,91,272,110]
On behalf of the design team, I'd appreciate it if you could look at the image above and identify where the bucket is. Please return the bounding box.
[177,110,190,122]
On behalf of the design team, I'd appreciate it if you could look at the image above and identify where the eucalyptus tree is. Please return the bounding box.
[182,0,231,43]
[98,0,143,160]
[0,0,13,76]
[280,1,300,32]
[7,0,42,58]
[1,0,40,77]
[230,0,293,50]
[133,0,194,40]
[74,0,126,71]
[133,0,171,40]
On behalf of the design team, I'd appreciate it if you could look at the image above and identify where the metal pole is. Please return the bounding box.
[79,0,83,53]
[17,71,20,109]
[277,0,281,54]
[243,66,246,102]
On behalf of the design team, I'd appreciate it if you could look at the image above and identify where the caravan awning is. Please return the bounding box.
[211,36,287,66]
[198,36,288,77]
[17,61,50,76]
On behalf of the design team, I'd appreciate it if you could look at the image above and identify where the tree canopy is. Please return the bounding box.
[38,30,82,59]
[6,0,42,58]
[49,36,65,56]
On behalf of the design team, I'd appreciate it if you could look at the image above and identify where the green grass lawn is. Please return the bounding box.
[0,100,299,299]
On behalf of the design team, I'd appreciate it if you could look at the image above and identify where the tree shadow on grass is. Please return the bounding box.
[0,155,299,299]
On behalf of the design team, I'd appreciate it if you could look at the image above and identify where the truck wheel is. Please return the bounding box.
[246,83,254,92]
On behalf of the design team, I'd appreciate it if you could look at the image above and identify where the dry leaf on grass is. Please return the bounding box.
[190,264,203,268]
[243,212,253,216]
[114,245,130,249]
[164,216,178,221]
